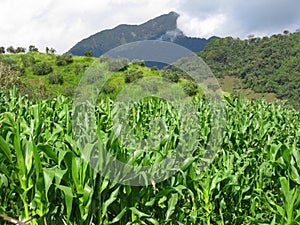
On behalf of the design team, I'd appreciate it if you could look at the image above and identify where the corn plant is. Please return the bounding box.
[0,90,299,224]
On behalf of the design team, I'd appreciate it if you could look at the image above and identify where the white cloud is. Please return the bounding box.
[177,13,227,38]
[0,0,299,53]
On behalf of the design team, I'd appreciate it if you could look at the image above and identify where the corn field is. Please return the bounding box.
[0,89,300,224]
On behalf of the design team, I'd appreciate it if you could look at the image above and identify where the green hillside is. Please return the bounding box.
[199,30,300,109]
[0,52,96,98]
[0,52,206,100]
[1,30,299,110]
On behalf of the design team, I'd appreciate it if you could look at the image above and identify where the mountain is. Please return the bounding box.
[69,12,217,56]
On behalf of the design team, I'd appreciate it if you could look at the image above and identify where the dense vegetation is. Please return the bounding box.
[0,29,299,224]
[0,89,299,224]
[0,51,96,98]
[199,30,300,109]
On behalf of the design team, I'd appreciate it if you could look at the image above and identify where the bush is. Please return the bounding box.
[63,86,75,97]
[48,73,64,85]
[98,56,129,72]
[183,81,198,96]
[131,59,145,66]
[102,84,116,94]
[162,70,180,83]
[56,53,74,66]
[32,62,53,75]
[74,63,88,75]
[125,70,143,83]
[0,58,25,76]
[21,55,36,67]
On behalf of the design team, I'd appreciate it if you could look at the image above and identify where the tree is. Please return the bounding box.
[283,30,290,36]
[6,46,16,54]
[49,48,56,54]
[29,45,38,52]
[15,47,26,53]
[45,47,56,54]
[0,47,5,54]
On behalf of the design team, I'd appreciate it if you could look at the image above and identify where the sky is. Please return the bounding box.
[0,0,299,53]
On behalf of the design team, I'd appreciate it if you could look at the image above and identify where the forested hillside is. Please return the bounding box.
[199,30,300,109]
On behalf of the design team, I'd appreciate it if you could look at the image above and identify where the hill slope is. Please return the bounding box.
[69,12,216,56]
[199,31,300,109]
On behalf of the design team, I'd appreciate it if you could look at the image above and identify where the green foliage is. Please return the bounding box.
[102,83,116,94]
[56,53,74,66]
[0,62,23,90]
[131,59,145,66]
[125,70,143,83]
[6,46,16,54]
[15,47,26,53]
[0,57,25,76]
[63,86,75,97]
[0,47,5,54]
[200,30,300,109]
[0,92,299,224]
[48,73,64,85]
[74,63,88,75]
[29,45,38,52]
[183,80,198,96]
[45,47,56,54]
[21,55,36,67]
[32,62,53,75]
[109,58,129,72]
[162,70,180,83]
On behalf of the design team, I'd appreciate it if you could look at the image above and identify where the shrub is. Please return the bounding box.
[63,86,75,97]
[74,63,88,75]
[102,84,116,94]
[21,55,36,67]
[98,56,129,72]
[162,70,180,83]
[0,61,23,89]
[32,62,53,75]
[131,59,145,66]
[56,53,74,66]
[183,80,198,96]
[125,70,143,83]
[48,73,64,85]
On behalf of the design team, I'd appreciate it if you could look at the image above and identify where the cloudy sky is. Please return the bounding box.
[1,0,299,53]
